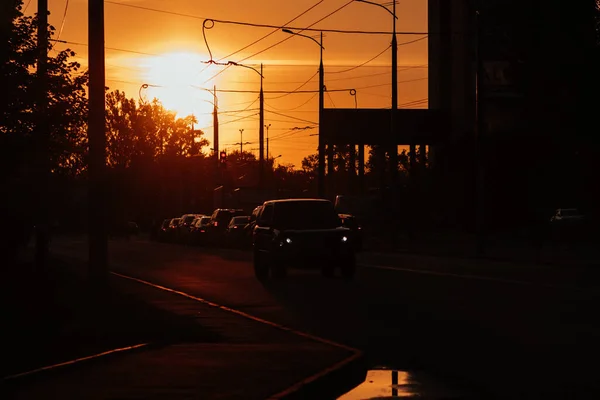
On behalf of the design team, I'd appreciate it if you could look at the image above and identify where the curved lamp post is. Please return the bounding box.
[282,28,326,197]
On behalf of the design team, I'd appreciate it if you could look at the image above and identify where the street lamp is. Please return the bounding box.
[201,19,265,184]
[355,0,400,182]
[283,28,326,198]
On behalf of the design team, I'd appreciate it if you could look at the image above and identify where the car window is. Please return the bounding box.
[232,216,250,224]
[257,204,274,225]
[273,201,340,229]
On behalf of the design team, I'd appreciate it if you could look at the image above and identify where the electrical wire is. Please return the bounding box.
[266,70,319,100]
[23,0,32,12]
[264,92,318,111]
[238,0,356,63]
[199,112,259,131]
[104,1,428,35]
[265,110,318,125]
[55,0,70,42]
[326,92,337,108]
[329,45,391,74]
[217,0,326,62]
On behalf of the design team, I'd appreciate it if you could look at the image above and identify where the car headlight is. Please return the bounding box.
[341,236,348,243]
[279,237,292,247]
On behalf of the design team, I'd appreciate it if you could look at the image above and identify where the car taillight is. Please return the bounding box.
[214,222,218,227]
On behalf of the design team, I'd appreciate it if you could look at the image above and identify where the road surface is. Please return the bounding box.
[51,236,600,399]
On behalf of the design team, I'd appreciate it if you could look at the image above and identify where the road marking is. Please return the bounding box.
[361,263,583,291]
[2,343,148,381]
[110,271,363,399]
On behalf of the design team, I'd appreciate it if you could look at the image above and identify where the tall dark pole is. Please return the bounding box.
[35,0,49,272]
[259,64,265,188]
[239,129,244,153]
[475,8,486,257]
[265,124,271,160]
[318,31,326,198]
[213,85,219,164]
[88,0,108,285]
[390,0,398,182]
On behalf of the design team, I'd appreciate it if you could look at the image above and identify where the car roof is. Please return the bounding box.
[264,198,330,205]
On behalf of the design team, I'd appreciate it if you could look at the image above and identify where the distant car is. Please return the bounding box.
[227,216,251,234]
[166,218,181,242]
[158,219,171,242]
[189,216,212,245]
[252,199,356,280]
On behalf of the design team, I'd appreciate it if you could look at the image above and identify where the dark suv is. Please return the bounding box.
[252,199,356,280]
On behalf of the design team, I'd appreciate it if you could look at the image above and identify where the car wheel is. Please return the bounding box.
[341,255,356,280]
[254,251,270,280]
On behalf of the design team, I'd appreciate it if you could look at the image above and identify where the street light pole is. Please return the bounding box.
[213,85,219,165]
[88,0,108,286]
[239,128,244,153]
[318,32,325,198]
[282,29,325,198]
[265,123,271,160]
[390,0,399,183]
[259,64,265,188]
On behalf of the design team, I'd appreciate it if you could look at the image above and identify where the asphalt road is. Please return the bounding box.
[52,237,600,399]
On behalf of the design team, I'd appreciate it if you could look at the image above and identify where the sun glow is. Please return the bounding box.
[142,52,215,125]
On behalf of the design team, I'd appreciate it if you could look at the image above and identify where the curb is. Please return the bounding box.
[1,343,151,388]
[269,350,366,400]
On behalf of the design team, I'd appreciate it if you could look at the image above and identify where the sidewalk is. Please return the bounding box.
[3,257,361,400]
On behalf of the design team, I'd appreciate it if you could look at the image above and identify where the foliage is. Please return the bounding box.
[1,1,88,177]
[104,91,208,168]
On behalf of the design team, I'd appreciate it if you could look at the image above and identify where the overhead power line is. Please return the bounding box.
[218,0,326,61]
[238,0,356,63]
[265,110,318,125]
[104,1,427,35]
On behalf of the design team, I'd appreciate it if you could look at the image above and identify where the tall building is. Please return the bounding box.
[428,0,600,229]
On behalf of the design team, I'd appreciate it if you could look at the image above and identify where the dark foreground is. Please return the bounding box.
[3,236,600,399]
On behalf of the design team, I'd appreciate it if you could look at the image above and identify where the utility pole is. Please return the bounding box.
[265,123,271,160]
[35,0,49,272]
[213,85,219,165]
[390,0,399,183]
[259,64,265,188]
[475,8,486,257]
[239,129,244,153]
[318,31,325,198]
[88,0,108,286]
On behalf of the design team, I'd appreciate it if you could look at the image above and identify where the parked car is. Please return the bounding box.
[157,219,172,242]
[252,199,356,280]
[166,218,181,242]
[178,214,202,242]
[189,216,212,245]
[226,215,251,247]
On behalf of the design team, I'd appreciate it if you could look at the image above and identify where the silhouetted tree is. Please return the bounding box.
[1,1,88,177]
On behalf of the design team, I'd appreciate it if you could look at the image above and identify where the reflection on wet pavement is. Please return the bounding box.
[338,368,466,399]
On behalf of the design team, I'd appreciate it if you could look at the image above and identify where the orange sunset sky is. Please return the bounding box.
[24,0,428,166]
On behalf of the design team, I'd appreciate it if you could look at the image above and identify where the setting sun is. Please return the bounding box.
[142,52,215,124]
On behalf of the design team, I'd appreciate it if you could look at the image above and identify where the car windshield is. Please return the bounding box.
[200,217,211,224]
[232,216,250,225]
[273,201,340,230]
[183,216,195,223]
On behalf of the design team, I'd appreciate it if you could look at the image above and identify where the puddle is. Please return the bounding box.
[337,367,466,399]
